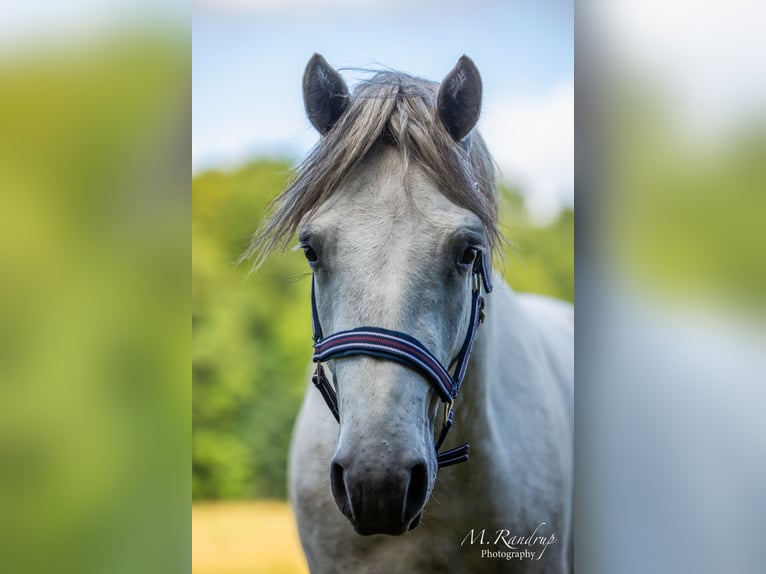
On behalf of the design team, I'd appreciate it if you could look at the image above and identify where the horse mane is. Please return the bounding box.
[243,70,500,267]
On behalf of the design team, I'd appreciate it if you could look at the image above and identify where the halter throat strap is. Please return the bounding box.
[310,253,492,469]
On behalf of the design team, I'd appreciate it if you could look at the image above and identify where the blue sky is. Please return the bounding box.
[193,0,573,218]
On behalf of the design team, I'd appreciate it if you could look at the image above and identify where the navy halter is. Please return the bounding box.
[310,252,493,468]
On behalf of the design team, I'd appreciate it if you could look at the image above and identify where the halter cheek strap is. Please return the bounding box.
[310,253,492,469]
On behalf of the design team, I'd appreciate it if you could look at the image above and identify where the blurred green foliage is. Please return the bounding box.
[0,33,189,574]
[497,188,575,303]
[607,82,766,308]
[193,161,311,500]
[192,160,573,500]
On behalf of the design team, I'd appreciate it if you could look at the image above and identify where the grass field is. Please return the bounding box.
[193,501,308,574]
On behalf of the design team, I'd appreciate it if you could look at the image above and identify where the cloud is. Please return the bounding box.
[482,80,574,222]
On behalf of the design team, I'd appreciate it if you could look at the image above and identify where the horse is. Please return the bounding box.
[247,54,573,573]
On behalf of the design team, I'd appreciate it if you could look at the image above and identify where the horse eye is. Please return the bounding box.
[302,245,318,263]
[459,247,478,266]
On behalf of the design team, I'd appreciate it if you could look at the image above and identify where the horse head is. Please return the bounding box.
[293,54,493,535]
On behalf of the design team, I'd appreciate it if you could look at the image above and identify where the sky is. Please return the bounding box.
[192,0,574,220]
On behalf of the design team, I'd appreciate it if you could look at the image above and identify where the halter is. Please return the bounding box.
[310,252,493,469]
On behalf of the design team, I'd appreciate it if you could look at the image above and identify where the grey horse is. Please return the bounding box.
[249,54,573,573]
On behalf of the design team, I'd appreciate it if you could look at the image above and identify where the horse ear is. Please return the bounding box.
[303,53,350,135]
[436,55,483,141]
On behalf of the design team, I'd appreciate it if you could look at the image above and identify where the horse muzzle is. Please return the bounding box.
[330,450,430,535]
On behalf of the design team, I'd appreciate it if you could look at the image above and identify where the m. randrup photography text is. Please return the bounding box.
[461,522,558,561]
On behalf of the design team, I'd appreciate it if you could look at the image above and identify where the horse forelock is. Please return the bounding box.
[244,70,501,267]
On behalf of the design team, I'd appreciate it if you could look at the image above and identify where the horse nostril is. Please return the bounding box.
[330,460,353,520]
[403,461,429,523]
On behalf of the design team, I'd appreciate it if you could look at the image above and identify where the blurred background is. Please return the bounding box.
[0,1,189,574]
[192,1,572,573]
[579,1,766,573]
[2,0,763,572]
